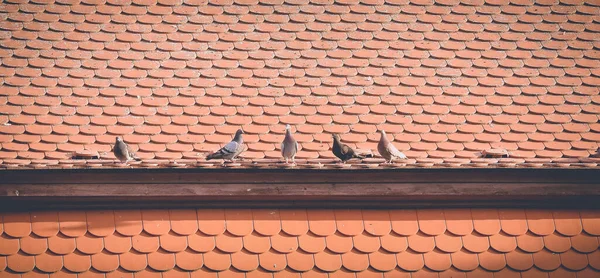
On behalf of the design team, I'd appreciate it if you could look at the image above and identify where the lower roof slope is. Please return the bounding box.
[1,208,600,277]
[0,0,599,169]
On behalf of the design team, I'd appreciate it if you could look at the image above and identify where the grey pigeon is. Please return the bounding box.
[113,137,141,163]
[377,130,407,163]
[332,134,364,163]
[206,129,245,161]
[281,124,298,164]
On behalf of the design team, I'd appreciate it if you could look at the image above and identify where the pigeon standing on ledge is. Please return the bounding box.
[332,134,364,163]
[377,130,407,163]
[281,124,298,164]
[206,129,245,162]
[114,137,141,163]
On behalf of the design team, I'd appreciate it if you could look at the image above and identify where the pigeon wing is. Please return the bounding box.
[387,143,407,159]
[341,144,352,155]
[223,141,239,154]
[126,144,138,159]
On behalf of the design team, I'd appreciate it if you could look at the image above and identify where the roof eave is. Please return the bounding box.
[1,168,598,210]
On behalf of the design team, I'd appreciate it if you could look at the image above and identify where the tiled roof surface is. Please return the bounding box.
[1,209,600,277]
[0,0,600,169]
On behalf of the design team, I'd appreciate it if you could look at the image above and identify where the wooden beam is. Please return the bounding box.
[0,168,598,210]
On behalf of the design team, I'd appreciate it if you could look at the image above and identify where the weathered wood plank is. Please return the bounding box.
[0,197,599,211]
[1,182,598,198]
[1,168,598,184]
[0,168,598,210]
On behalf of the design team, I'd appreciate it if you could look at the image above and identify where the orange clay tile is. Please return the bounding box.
[444,209,473,236]
[0,209,597,278]
[0,1,597,169]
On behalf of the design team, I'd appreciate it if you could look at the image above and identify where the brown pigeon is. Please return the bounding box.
[332,134,364,163]
[206,129,245,162]
[377,130,407,163]
[281,124,298,164]
[113,137,141,163]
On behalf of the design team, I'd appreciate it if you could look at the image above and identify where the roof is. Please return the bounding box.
[1,208,600,277]
[0,0,600,169]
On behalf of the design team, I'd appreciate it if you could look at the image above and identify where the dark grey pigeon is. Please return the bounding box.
[332,134,364,163]
[206,129,245,161]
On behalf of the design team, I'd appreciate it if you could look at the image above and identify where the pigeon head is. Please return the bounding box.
[379,130,386,136]
[233,129,244,142]
[115,137,123,143]
[285,124,291,130]
[332,134,340,142]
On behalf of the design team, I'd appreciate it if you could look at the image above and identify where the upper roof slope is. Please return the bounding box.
[0,0,599,169]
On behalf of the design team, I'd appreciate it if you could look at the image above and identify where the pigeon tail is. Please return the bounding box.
[205,153,220,161]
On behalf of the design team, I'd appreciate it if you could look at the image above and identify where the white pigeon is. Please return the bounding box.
[113,137,141,163]
[281,124,298,164]
[377,130,407,163]
[206,129,245,162]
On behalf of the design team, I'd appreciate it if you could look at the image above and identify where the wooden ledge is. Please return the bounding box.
[0,168,599,210]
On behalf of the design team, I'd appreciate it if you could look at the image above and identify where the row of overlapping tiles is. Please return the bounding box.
[2,157,600,169]
[1,268,600,278]
[0,209,599,274]
[1,0,600,164]
[2,209,600,238]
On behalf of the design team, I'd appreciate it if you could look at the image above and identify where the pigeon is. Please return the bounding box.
[113,137,141,163]
[281,124,298,164]
[332,134,364,163]
[206,129,245,161]
[377,130,407,163]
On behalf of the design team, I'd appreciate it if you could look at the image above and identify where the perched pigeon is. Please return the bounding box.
[206,129,245,161]
[332,134,364,163]
[377,130,407,163]
[281,124,298,164]
[113,137,141,163]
